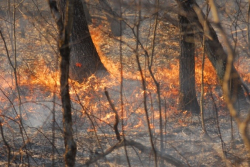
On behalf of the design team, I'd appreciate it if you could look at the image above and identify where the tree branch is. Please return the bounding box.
[84,139,187,167]
[104,87,121,141]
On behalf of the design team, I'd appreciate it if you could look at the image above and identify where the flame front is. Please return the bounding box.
[0,20,243,133]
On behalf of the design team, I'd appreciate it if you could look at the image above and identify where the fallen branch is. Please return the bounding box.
[84,139,187,167]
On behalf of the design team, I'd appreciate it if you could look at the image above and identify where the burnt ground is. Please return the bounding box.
[0,0,250,166]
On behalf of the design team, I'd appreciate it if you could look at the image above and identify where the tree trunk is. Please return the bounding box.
[70,0,108,82]
[82,0,92,24]
[48,0,77,166]
[176,0,250,113]
[179,15,200,114]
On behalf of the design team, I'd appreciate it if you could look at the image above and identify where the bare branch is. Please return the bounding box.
[84,139,187,167]
[104,87,121,141]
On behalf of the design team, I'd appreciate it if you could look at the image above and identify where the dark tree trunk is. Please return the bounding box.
[82,0,92,24]
[70,0,108,82]
[48,0,77,166]
[176,0,250,112]
[179,15,200,114]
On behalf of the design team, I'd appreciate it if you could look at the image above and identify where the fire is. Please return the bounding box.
[195,55,218,87]
[101,112,116,124]
[134,119,143,128]
[89,25,142,81]
[19,59,60,93]
[0,52,221,132]
[0,20,240,133]
[236,57,250,83]
[178,119,188,127]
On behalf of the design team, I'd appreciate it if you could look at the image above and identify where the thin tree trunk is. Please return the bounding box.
[179,14,200,114]
[48,0,77,166]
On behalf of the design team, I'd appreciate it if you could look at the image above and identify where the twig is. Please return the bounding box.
[209,0,250,156]
[118,0,131,165]
[51,61,58,167]
[0,120,11,167]
[169,143,191,167]
[104,88,121,141]
[1,17,29,165]
[134,1,157,166]
[248,0,250,51]
[148,1,164,166]
[200,2,209,137]
[209,87,226,156]
[71,83,105,157]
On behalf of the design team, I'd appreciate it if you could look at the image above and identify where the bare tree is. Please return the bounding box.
[48,0,77,166]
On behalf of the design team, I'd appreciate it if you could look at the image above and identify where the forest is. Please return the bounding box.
[0,0,250,166]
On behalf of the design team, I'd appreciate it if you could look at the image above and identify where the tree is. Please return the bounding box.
[48,0,76,166]
[82,0,92,24]
[179,14,200,114]
[176,0,250,112]
[69,0,108,82]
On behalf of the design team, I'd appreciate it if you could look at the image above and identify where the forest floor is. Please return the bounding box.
[0,0,250,166]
